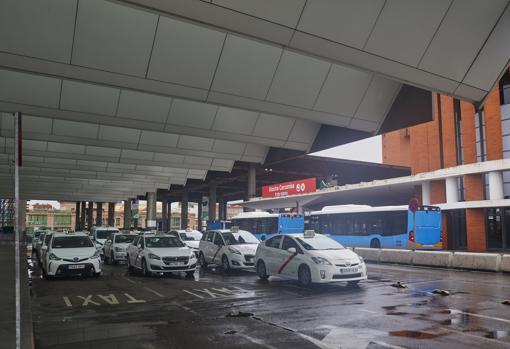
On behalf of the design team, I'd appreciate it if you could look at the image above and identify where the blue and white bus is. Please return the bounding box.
[308,204,442,249]
[230,212,304,240]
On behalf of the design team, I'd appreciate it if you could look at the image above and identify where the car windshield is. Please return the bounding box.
[296,236,344,250]
[114,235,136,243]
[145,236,185,248]
[96,230,116,239]
[52,236,94,248]
[232,231,259,244]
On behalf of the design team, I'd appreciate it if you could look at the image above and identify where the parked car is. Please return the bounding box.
[168,229,202,256]
[198,229,259,271]
[126,233,196,277]
[41,232,101,279]
[90,226,119,256]
[103,232,138,264]
[254,231,367,287]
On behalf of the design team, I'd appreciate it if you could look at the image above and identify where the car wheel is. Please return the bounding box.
[110,252,116,265]
[298,265,312,287]
[199,252,208,269]
[348,280,360,287]
[256,260,269,280]
[185,270,195,278]
[142,259,151,277]
[370,239,381,248]
[222,255,231,272]
[127,256,134,273]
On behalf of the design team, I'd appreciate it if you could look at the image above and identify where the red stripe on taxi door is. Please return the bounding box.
[212,246,222,262]
[277,252,298,274]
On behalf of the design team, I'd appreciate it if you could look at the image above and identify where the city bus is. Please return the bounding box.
[308,204,442,249]
[230,212,304,240]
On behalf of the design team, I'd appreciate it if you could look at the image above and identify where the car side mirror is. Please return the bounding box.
[287,247,296,254]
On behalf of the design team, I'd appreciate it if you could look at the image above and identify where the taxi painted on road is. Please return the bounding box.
[41,231,101,279]
[254,231,367,286]
[126,233,196,277]
[198,228,259,271]
[103,231,138,264]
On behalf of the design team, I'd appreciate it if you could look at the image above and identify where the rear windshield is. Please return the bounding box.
[96,230,117,239]
[114,235,136,243]
[145,236,185,248]
[52,236,94,248]
[296,236,344,250]
[179,232,202,241]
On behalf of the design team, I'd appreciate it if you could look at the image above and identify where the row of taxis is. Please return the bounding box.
[35,226,367,287]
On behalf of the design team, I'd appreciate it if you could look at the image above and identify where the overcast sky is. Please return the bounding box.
[311,135,382,163]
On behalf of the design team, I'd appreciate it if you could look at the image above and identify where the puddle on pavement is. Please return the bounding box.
[389,330,445,339]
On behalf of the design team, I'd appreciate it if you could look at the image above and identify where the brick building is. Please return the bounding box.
[383,68,510,252]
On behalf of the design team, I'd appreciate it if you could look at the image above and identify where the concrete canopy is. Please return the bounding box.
[0,0,508,202]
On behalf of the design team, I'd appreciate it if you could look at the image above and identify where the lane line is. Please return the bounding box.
[449,309,510,324]
[172,301,201,316]
[359,309,378,314]
[236,333,279,349]
[122,276,136,284]
[144,287,164,298]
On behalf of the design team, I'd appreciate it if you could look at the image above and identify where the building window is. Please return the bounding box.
[115,217,120,226]
[54,215,71,226]
[171,217,181,228]
[28,215,47,225]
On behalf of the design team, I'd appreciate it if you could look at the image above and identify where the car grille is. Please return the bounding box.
[162,256,189,265]
[335,262,359,267]
[244,254,254,262]
[63,257,89,262]
[332,273,362,280]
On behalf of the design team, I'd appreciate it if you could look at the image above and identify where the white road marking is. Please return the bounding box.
[183,290,204,299]
[371,341,407,349]
[144,287,164,298]
[441,327,510,347]
[236,333,279,349]
[122,276,136,284]
[98,294,120,305]
[172,301,201,316]
[77,295,100,306]
[449,308,510,324]
[62,296,72,307]
[359,309,378,314]
[124,293,146,304]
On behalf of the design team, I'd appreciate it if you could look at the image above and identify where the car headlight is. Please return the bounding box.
[190,253,196,259]
[148,253,160,260]
[311,256,332,265]
[228,247,241,255]
[90,250,100,259]
[114,247,124,252]
[49,253,61,261]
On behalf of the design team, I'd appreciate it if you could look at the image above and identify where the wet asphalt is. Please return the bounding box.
[30,259,510,349]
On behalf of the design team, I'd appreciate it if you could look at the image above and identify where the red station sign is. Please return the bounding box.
[262,178,316,198]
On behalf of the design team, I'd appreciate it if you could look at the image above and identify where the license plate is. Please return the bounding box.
[68,264,85,270]
[340,267,358,274]
[167,262,182,266]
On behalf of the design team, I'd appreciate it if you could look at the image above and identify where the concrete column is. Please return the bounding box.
[87,201,94,230]
[181,190,188,229]
[488,171,504,200]
[123,199,131,229]
[80,201,86,230]
[75,202,80,231]
[146,192,156,228]
[248,164,256,198]
[197,201,203,231]
[161,199,168,231]
[445,177,459,203]
[107,202,115,226]
[218,196,227,220]
[96,202,103,227]
[421,181,431,205]
[209,181,217,221]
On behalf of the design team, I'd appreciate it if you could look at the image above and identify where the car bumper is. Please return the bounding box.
[47,259,101,276]
[229,255,255,269]
[148,258,197,272]
[113,251,127,260]
[311,263,367,283]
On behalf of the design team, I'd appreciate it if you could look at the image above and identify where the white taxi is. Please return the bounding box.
[168,229,202,256]
[126,233,196,277]
[254,231,367,286]
[198,228,259,271]
[41,232,101,279]
[103,232,138,264]
[90,226,119,256]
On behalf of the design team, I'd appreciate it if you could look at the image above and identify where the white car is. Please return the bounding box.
[41,232,101,279]
[38,231,54,266]
[103,232,137,264]
[198,229,259,271]
[90,226,119,256]
[254,232,367,286]
[126,233,196,277]
[168,229,202,256]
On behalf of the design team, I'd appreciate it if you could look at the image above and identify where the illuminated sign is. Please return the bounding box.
[262,178,316,198]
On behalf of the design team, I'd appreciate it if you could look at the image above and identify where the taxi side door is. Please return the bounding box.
[279,236,304,279]
[263,235,283,275]
[202,231,215,263]
[210,232,225,264]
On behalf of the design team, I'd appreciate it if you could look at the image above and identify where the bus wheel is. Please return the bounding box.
[370,239,381,248]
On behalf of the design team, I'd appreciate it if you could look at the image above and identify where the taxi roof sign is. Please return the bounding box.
[231,226,240,233]
[303,230,315,238]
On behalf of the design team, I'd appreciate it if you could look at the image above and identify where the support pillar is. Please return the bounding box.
[95,202,103,227]
[181,189,188,229]
[161,199,168,232]
[87,201,94,230]
[146,192,156,229]
[75,202,80,231]
[445,177,459,203]
[123,199,131,229]
[248,164,256,198]
[107,202,115,227]
[209,181,217,221]
[488,171,504,200]
[218,196,227,220]
[80,201,86,230]
[197,201,203,231]
[421,182,431,205]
